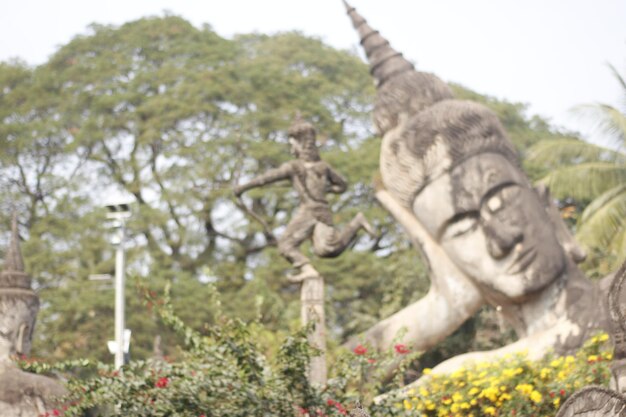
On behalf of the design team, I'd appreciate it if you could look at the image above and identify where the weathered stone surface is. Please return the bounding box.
[342,1,621,379]
[234,118,375,280]
[555,387,626,417]
[235,118,376,385]
[0,214,67,416]
[0,359,67,417]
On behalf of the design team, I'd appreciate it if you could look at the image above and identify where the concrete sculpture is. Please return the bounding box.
[0,215,66,416]
[554,260,626,416]
[234,117,375,281]
[235,117,375,385]
[342,0,622,376]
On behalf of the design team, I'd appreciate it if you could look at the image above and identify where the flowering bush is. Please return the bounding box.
[18,280,614,417]
[24,283,418,417]
[377,333,613,417]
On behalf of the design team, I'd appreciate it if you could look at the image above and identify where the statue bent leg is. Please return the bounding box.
[312,212,376,258]
[278,210,318,281]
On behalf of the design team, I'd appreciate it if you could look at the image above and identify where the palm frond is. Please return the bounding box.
[527,138,625,168]
[580,183,626,223]
[607,63,626,93]
[538,163,626,201]
[572,103,626,148]
[576,185,626,254]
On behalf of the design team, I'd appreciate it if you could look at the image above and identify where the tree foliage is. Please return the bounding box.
[527,64,626,276]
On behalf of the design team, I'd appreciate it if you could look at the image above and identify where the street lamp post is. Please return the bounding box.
[106,204,131,370]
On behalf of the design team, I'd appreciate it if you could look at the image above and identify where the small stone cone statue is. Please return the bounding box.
[0,213,66,417]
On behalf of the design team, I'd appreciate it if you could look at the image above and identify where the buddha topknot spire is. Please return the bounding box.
[343,0,413,87]
[4,213,24,273]
[1,213,30,289]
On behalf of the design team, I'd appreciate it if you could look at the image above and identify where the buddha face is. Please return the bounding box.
[0,296,37,356]
[412,153,566,302]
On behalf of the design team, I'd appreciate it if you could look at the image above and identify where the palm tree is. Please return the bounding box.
[527,64,626,276]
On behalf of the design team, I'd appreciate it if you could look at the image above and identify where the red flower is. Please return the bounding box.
[560,389,566,396]
[353,344,367,355]
[155,377,169,388]
[549,392,555,398]
[367,358,376,364]
[52,410,61,417]
[394,344,410,354]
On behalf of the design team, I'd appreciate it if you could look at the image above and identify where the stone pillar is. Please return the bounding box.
[301,274,326,386]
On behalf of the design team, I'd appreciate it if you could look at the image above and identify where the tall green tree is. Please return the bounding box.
[527,64,626,276]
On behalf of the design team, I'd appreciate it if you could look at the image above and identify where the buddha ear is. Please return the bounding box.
[534,184,586,264]
[16,323,28,355]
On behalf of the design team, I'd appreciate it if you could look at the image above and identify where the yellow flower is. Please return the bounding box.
[403,399,413,410]
[480,386,500,402]
[604,352,614,360]
[530,390,542,404]
[470,399,477,406]
[460,402,471,409]
[499,393,512,402]
[540,367,551,379]
[553,397,561,407]
[469,387,480,396]
[515,383,534,396]
[565,355,575,364]
[599,333,609,342]
[451,404,460,413]
[587,354,598,362]
[550,357,563,368]
[484,406,496,416]
[422,368,432,375]
[425,400,436,410]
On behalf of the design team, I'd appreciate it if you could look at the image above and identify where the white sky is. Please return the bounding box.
[1,0,625,145]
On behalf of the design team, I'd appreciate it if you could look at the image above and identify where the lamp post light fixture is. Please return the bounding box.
[106,203,132,370]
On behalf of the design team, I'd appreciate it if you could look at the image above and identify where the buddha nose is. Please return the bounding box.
[483,220,523,259]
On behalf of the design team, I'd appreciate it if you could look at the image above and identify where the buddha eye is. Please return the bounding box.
[442,214,478,239]
[487,195,503,213]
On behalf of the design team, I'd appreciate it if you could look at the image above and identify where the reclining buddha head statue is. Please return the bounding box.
[343,1,569,307]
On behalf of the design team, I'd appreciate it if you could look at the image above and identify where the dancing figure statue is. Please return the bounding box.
[234,118,376,281]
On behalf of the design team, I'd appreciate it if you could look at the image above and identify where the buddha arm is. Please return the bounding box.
[346,189,484,351]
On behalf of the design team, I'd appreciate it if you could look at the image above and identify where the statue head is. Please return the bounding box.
[288,118,320,161]
[344,2,569,303]
[0,215,39,357]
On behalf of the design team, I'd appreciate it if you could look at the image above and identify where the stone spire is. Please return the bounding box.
[0,213,30,289]
[342,1,453,136]
[342,0,414,87]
